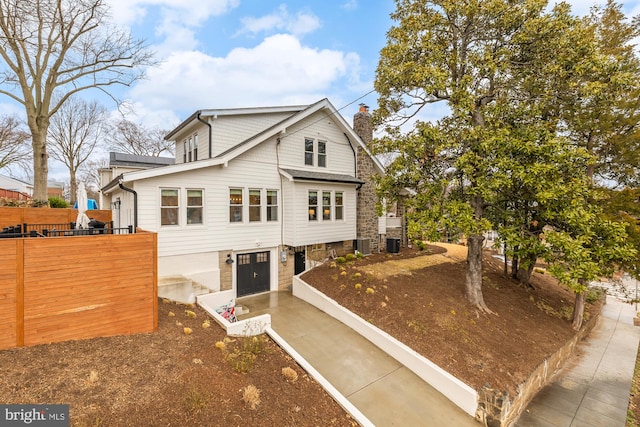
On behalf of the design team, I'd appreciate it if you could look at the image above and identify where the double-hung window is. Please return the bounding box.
[267,190,278,221]
[230,188,243,223]
[193,133,198,161]
[308,191,318,221]
[161,189,179,226]
[249,189,261,222]
[304,138,314,166]
[187,189,203,224]
[322,191,331,220]
[318,141,327,167]
[335,192,344,220]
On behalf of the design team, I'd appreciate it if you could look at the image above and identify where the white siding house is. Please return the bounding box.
[101,99,384,301]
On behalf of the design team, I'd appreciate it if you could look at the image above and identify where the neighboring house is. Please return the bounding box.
[0,174,33,201]
[101,98,385,299]
[99,152,175,228]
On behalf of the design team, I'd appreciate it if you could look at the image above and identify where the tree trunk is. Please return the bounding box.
[466,233,492,312]
[572,290,586,331]
[31,128,49,203]
[69,170,77,203]
[516,253,537,288]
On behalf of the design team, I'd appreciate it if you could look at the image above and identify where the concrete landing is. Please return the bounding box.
[238,292,477,426]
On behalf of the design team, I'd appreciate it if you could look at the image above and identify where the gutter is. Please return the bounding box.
[118,181,138,232]
[197,111,213,159]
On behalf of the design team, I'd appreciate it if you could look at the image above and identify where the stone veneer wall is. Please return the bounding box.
[353,107,381,253]
[475,300,602,427]
[218,250,233,291]
[278,245,294,290]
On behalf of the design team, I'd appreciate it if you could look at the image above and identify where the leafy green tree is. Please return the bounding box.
[374,0,551,312]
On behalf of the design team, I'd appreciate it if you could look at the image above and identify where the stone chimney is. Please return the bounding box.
[353,103,372,145]
[353,103,379,252]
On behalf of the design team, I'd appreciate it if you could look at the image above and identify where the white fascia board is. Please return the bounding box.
[122,157,226,182]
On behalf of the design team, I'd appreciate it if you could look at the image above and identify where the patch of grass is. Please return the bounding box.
[407,319,427,334]
[224,335,267,373]
[184,385,209,413]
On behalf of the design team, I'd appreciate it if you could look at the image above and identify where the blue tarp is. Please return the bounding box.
[74,199,98,210]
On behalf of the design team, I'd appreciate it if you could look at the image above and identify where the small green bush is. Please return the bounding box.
[414,240,427,251]
[345,253,356,262]
[356,251,365,259]
[48,197,68,208]
[336,256,346,264]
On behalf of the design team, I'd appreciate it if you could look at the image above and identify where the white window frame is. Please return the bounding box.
[249,188,261,222]
[160,188,180,226]
[335,191,344,221]
[267,189,278,222]
[186,188,204,225]
[229,188,243,223]
[308,191,318,221]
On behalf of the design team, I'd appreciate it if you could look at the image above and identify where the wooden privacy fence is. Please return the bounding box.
[0,230,158,350]
[0,207,112,228]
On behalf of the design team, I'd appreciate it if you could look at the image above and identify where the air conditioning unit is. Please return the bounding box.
[354,238,371,255]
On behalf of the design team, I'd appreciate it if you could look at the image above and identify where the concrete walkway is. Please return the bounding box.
[238,291,477,427]
[515,296,640,427]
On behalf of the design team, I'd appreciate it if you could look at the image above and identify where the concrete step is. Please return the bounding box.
[158,276,211,304]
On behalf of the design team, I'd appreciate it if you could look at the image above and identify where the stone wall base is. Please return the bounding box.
[475,299,604,426]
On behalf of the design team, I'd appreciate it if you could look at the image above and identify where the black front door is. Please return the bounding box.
[237,251,270,297]
[294,250,306,275]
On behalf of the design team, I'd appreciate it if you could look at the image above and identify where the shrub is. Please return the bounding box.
[336,256,346,264]
[242,385,261,410]
[345,253,356,262]
[48,196,68,208]
[281,367,298,382]
[356,251,365,259]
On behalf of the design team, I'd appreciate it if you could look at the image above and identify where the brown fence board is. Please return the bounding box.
[0,229,156,350]
[0,207,112,230]
[0,241,17,349]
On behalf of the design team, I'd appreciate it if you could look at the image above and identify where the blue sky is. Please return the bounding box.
[1,0,638,181]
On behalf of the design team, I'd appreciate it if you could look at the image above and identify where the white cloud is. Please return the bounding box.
[105,0,239,27]
[238,5,321,37]
[130,34,357,112]
[341,0,358,11]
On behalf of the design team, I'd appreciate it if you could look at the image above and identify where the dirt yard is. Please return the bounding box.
[0,243,607,426]
[302,243,602,397]
[0,301,356,426]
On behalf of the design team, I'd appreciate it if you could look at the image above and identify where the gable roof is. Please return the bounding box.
[118,98,384,183]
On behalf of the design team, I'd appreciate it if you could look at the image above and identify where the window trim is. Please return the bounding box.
[186,188,204,225]
[304,137,314,166]
[249,188,261,222]
[229,188,244,223]
[160,188,180,227]
[267,189,278,222]
[318,140,327,168]
[308,190,318,221]
[335,191,344,221]
[322,191,331,221]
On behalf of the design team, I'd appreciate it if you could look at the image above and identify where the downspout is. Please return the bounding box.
[197,112,213,158]
[119,181,138,232]
[344,133,363,190]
